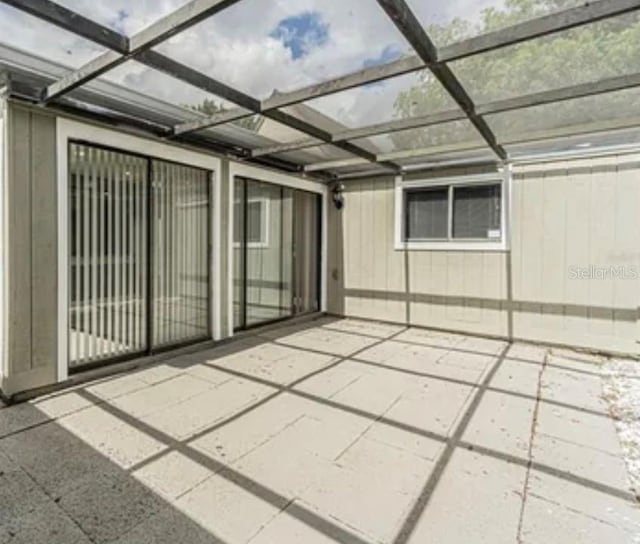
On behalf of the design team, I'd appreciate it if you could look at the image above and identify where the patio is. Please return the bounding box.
[0,316,637,543]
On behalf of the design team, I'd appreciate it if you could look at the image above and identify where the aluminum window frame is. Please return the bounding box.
[394,171,510,251]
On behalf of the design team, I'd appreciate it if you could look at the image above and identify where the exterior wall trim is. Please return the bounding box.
[0,97,6,386]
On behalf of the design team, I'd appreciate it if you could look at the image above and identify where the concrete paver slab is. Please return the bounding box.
[404,449,527,544]
[393,328,468,349]
[300,461,434,543]
[132,451,213,500]
[174,471,287,544]
[267,328,378,357]
[321,318,405,339]
[540,366,609,413]
[59,405,167,470]
[490,357,542,397]
[532,432,631,491]
[57,471,163,543]
[141,378,274,441]
[248,499,366,544]
[191,393,307,463]
[0,402,51,439]
[535,401,623,455]
[526,470,640,536]
[110,505,224,544]
[463,390,536,457]
[0,500,92,544]
[382,378,475,438]
[520,493,636,544]
[0,420,123,497]
[111,374,213,418]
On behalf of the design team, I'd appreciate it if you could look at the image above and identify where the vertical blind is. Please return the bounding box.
[151,161,209,348]
[69,144,148,366]
[69,143,210,368]
[405,187,449,240]
[452,184,501,239]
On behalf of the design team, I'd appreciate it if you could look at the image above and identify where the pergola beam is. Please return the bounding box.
[376,0,507,160]
[137,50,261,112]
[478,72,640,115]
[251,109,467,157]
[254,71,640,158]
[173,106,254,134]
[261,55,426,111]
[439,0,640,62]
[1,0,129,53]
[42,0,243,102]
[250,137,323,158]
[304,141,488,172]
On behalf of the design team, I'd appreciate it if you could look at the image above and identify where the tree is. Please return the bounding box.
[190,98,263,132]
[391,0,640,151]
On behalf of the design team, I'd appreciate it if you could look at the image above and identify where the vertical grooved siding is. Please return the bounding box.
[328,157,640,355]
[6,105,57,388]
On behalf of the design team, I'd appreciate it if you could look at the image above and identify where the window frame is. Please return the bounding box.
[233,196,270,249]
[394,171,510,251]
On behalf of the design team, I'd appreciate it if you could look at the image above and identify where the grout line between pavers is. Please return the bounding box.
[333,393,405,464]
[516,347,549,544]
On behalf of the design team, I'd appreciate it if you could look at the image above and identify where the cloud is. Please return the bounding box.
[270,11,329,60]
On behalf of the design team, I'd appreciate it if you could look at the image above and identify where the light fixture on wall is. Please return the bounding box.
[332,182,345,210]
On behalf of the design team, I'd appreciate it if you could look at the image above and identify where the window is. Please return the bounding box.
[396,174,507,250]
[234,197,269,247]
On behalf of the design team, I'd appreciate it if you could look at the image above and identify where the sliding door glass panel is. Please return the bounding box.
[233,179,320,330]
[233,180,290,328]
[69,143,148,367]
[293,191,320,314]
[151,161,210,348]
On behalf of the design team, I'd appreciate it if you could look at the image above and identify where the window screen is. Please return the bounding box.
[452,184,501,239]
[404,187,448,240]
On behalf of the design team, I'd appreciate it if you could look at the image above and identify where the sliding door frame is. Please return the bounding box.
[228,162,328,335]
[234,178,295,332]
[57,118,221,382]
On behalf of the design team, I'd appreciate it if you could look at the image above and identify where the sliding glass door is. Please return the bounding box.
[69,142,211,369]
[234,177,320,330]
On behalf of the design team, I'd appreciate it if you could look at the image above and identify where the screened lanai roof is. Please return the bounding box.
[1,0,640,179]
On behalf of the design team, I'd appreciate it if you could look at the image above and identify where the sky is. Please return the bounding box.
[0,0,503,129]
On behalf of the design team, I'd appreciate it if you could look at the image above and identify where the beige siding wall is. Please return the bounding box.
[328,155,640,355]
[3,104,58,393]
[511,156,640,354]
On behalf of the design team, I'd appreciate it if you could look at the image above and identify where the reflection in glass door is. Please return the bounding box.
[69,143,211,368]
[234,177,320,330]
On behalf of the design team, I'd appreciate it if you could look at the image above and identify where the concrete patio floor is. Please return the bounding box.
[0,317,639,543]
